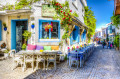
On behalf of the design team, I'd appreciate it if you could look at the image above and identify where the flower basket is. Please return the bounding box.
[44,24,52,32]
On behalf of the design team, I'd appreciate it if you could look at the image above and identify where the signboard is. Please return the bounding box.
[42,4,56,17]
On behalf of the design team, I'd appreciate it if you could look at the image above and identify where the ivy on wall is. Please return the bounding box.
[84,6,96,43]
[111,12,120,29]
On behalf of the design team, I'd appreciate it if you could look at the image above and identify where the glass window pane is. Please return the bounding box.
[51,22,58,39]
[42,22,49,39]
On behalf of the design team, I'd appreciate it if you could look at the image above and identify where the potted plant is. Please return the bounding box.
[113,34,119,50]
[22,30,31,50]
[4,49,9,58]
[22,44,27,50]
[3,22,7,31]
[31,23,35,29]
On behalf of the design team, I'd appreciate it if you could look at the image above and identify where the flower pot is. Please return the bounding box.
[4,53,9,58]
[4,27,7,31]
[31,25,35,29]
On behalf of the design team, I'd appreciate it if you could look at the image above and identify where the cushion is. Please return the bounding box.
[27,44,36,50]
[51,46,59,50]
[1,43,6,48]
[44,46,51,50]
[36,45,44,50]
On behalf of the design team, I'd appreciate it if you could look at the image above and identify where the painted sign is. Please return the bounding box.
[42,4,56,17]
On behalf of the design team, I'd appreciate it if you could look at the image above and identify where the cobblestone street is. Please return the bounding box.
[0,45,120,79]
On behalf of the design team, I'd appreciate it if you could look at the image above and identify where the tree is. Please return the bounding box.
[111,12,120,29]
[84,6,96,43]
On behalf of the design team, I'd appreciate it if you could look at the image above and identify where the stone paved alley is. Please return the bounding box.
[0,45,120,79]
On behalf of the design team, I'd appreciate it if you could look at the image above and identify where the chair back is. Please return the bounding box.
[9,49,16,57]
[47,53,56,60]
[24,53,34,62]
[69,49,79,60]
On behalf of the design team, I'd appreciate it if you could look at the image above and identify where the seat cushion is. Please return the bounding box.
[27,44,36,50]
[44,46,51,50]
[51,46,59,50]
[36,45,44,50]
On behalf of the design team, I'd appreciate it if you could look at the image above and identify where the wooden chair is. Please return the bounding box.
[23,53,34,71]
[47,53,56,70]
[36,54,45,70]
[9,49,24,70]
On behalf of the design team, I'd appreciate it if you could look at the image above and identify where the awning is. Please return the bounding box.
[0,9,32,15]
[72,16,88,29]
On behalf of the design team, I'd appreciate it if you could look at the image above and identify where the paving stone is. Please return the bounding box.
[1,45,120,79]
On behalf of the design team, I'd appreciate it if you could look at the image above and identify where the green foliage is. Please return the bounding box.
[22,44,27,50]
[84,6,96,42]
[22,30,31,41]
[32,23,34,25]
[113,34,119,47]
[111,12,120,29]
[2,22,7,27]
[4,49,9,53]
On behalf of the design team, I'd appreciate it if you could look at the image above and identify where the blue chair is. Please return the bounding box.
[68,50,79,69]
[78,50,84,67]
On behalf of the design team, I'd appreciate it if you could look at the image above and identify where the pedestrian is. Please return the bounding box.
[112,42,114,48]
[106,41,108,49]
[102,40,106,49]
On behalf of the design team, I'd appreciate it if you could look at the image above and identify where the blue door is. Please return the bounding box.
[0,21,2,41]
[11,19,28,51]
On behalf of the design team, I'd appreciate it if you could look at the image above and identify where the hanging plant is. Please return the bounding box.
[3,22,7,31]
[31,23,35,29]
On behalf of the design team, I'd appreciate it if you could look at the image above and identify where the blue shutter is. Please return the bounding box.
[70,32,73,45]
[58,21,60,39]
[11,20,16,50]
[0,21,2,41]
[78,27,80,43]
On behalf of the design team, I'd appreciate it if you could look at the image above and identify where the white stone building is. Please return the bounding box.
[0,0,88,54]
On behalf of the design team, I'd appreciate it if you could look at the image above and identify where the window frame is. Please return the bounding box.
[39,19,60,42]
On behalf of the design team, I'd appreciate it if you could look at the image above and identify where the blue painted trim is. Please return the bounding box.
[39,19,60,42]
[0,20,2,41]
[11,19,28,50]
[70,26,80,45]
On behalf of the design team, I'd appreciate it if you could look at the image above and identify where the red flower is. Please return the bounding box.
[70,10,72,12]
[61,23,63,24]
[61,11,63,13]
[69,17,70,18]
[60,6,62,8]
[67,15,68,17]
[69,19,70,21]
[68,13,69,15]
[64,15,66,16]
[68,24,69,25]
[63,12,65,14]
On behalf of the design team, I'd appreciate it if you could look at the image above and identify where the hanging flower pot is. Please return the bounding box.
[31,23,35,29]
[4,27,7,31]
[44,23,52,32]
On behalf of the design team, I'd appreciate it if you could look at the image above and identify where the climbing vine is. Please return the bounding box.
[111,12,120,29]
[84,6,96,43]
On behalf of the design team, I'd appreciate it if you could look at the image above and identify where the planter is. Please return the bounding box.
[116,47,119,50]
[4,27,7,31]
[31,25,35,29]
[4,53,9,58]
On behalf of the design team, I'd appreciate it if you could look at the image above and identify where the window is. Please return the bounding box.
[72,0,78,9]
[51,22,58,39]
[39,20,60,41]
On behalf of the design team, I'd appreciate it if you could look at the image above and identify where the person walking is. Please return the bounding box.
[102,40,106,49]
[106,41,108,49]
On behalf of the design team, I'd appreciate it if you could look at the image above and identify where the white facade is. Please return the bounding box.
[0,0,87,54]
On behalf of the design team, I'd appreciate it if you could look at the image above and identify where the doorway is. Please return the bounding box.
[11,19,28,52]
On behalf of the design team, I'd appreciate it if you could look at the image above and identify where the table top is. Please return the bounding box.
[16,50,62,55]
